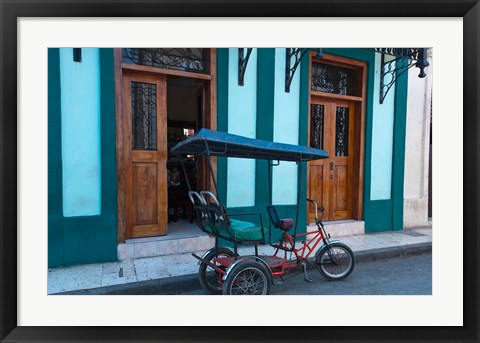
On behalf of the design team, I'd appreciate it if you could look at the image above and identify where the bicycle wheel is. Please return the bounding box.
[198,248,236,293]
[222,260,271,295]
[315,242,355,281]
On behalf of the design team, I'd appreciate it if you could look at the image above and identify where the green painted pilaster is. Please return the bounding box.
[391,60,409,230]
[216,48,229,204]
[253,48,282,242]
[296,52,310,232]
[255,48,275,210]
[48,48,64,267]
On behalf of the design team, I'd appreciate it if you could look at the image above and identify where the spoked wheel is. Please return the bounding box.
[199,248,236,293]
[222,260,271,295]
[316,242,355,281]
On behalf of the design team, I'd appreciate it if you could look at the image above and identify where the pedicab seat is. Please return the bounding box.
[189,191,265,243]
[204,219,263,241]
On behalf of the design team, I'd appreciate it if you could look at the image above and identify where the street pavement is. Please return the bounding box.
[181,253,432,295]
[58,246,431,296]
[278,253,432,295]
[54,228,432,295]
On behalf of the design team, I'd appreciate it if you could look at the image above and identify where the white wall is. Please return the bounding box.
[60,48,101,217]
[403,50,433,227]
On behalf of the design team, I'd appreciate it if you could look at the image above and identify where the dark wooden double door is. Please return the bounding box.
[308,98,355,222]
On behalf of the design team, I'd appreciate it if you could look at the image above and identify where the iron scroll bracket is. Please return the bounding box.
[238,48,253,86]
[285,47,430,102]
[367,48,430,104]
[285,48,323,93]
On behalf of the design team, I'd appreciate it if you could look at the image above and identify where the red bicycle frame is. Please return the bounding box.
[269,226,326,276]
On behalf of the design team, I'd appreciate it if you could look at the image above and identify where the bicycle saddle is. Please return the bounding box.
[266,206,294,231]
[279,219,294,231]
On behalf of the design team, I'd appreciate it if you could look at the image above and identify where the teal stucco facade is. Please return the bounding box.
[218,48,408,238]
[48,48,408,267]
[48,48,117,267]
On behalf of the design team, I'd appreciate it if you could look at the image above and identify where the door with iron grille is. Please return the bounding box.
[122,72,168,238]
[308,99,355,221]
[115,48,217,242]
[307,54,366,223]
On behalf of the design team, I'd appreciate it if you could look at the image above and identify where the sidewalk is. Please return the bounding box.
[48,227,432,295]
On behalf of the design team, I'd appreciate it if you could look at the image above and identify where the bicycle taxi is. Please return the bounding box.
[171,129,354,295]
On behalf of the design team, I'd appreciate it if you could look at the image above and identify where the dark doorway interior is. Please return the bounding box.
[166,77,204,224]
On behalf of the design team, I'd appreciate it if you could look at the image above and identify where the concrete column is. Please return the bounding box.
[403,49,433,228]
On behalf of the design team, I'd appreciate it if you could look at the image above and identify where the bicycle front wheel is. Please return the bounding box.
[315,242,355,281]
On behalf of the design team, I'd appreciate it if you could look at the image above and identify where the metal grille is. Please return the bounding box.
[122,48,209,74]
[131,82,157,150]
[335,107,349,156]
[311,62,355,95]
[310,104,324,150]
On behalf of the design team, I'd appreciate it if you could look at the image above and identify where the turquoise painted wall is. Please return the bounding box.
[60,48,101,216]
[321,48,408,232]
[371,53,395,200]
[217,48,293,244]
[48,48,117,267]
[217,48,302,244]
[218,48,408,237]
[226,48,257,207]
[272,48,300,205]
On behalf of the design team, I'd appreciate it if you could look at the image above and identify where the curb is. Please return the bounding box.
[55,242,431,295]
[354,242,432,264]
[56,273,201,295]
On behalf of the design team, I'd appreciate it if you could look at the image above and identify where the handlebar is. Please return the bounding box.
[306,198,324,223]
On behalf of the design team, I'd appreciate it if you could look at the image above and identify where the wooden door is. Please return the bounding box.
[122,72,168,238]
[308,99,355,222]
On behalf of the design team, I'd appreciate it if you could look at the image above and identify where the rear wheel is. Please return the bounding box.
[222,260,271,295]
[316,242,354,280]
[198,248,236,293]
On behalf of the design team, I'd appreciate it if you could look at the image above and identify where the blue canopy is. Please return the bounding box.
[171,129,328,162]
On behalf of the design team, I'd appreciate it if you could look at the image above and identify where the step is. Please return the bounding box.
[117,233,214,261]
[307,220,365,239]
[118,220,364,261]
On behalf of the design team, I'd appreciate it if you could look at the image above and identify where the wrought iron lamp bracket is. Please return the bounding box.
[285,48,323,92]
[369,48,430,104]
[238,48,253,86]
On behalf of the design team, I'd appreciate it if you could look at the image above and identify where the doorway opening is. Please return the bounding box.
[166,76,205,236]
[307,52,367,224]
[115,48,217,243]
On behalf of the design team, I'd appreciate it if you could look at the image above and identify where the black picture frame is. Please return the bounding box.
[1,1,478,342]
